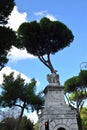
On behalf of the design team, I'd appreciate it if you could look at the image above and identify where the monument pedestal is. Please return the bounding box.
[39,79,78,130]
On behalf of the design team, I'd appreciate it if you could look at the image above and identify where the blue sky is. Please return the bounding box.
[7,0,87,88]
[0,0,87,123]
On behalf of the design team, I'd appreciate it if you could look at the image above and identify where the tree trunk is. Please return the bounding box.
[38,54,55,73]
[77,111,83,130]
[14,102,25,130]
[75,90,83,130]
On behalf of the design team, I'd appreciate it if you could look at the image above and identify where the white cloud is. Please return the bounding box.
[34,10,48,16]
[34,10,57,21]
[0,66,40,87]
[46,14,57,21]
[5,6,36,62]
[7,6,27,31]
[27,111,38,124]
[0,67,31,85]
[8,46,36,62]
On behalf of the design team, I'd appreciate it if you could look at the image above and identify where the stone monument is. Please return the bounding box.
[38,72,78,130]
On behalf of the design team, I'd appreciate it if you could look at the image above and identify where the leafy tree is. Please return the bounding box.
[0,0,15,25]
[0,117,16,130]
[0,26,17,70]
[0,72,44,130]
[17,17,74,73]
[0,0,17,70]
[79,70,87,88]
[64,70,87,130]
[0,116,34,130]
[81,107,87,130]
[19,116,34,130]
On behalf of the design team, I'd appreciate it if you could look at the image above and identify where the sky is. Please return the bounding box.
[0,0,87,123]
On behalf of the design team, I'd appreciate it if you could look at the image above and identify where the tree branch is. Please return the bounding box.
[65,94,77,110]
[38,54,55,73]
[38,55,52,72]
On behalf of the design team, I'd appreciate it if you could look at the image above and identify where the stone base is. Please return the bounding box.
[39,105,78,130]
[39,84,78,130]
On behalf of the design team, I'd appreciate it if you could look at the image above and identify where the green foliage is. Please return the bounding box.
[34,122,39,130]
[64,70,87,93]
[64,76,81,93]
[0,117,16,130]
[18,17,74,56]
[0,116,34,130]
[19,116,34,130]
[0,0,15,24]
[64,72,87,106]
[80,107,87,130]
[69,91,87,102]
[1,72,25,107]
[0,72,44,111]
[17,17,74,73]
[64,70,87,130]
[79,70,87,87]
[0,26,17,70]
[0,72,44,130]
[0,0,17,70]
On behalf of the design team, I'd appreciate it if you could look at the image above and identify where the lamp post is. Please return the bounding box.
[80,62,87,71]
